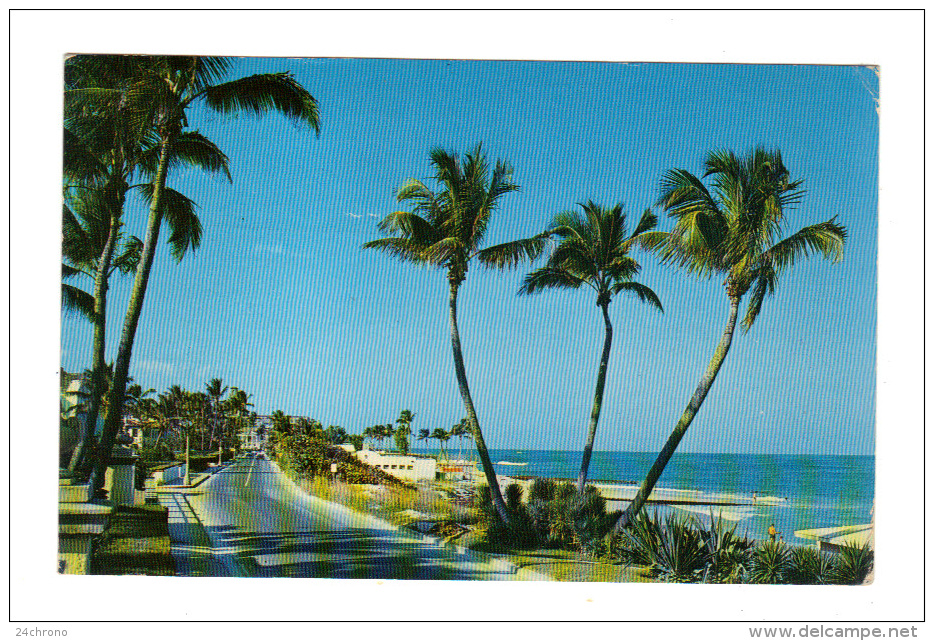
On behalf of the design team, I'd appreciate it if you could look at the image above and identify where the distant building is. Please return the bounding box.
[354,449,437,482]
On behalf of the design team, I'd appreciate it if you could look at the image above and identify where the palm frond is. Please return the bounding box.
[139,184,202,260]
[361,237,431,265]
[519,266,585,295]
[764,218,848,271]
[112,236,144,275]
[201,72,320,134]
[139,131,232,182]
[62,283,96,322]
[741,266,777,330]
[376,211,440,245]
[476,232,551,269]
[611,281,664,313]
[629,208,659,239]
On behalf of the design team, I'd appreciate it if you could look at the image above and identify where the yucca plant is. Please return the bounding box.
[617,511,707,582]
[652,514,708,582]
[747,539,793,584]
[697,510,751,583]
[787,546,835,585]
[832,543,874,585]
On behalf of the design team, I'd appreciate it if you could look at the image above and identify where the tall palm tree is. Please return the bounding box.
[520,202,663,493]
[64,56,217,474]
[88,56,320,492]
[62,194,143,473]
[363,144,544,523]
[615,148,847,529]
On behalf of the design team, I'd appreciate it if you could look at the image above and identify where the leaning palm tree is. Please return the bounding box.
[88,56,320,492]
[363,144,544,524]
[520,201,663,493]
[615,148,847,529]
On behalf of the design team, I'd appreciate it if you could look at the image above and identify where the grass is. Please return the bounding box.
[501,548,656,582]
[90,505,175,576]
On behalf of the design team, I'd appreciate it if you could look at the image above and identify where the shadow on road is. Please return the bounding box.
[205,524,510,580]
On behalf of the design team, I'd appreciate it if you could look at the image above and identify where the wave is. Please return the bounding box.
[497,460,528,466]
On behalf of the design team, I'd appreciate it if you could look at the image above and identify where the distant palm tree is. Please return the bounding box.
[615,148,847,529]
[396,409,416,452]
[417,427,431,454]
[431,428,451,460]
[520,201,663,493]
[363,144,545,524]
[87,55,320,492]
[449,418,471,461]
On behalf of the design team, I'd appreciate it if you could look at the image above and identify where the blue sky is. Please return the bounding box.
[61,58,878,456]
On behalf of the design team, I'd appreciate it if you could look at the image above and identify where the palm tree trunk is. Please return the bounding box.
[614,296,740,531]
[448,278,510,524]
[575,301,614,493]
[68,207,120,472]
[90,136,172,494]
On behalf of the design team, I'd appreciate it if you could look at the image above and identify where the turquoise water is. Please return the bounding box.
[426,449,875,544]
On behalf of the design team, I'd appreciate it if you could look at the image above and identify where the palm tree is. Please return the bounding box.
[431,428,451,460]
[615,148,847,529]
[205,377,228,455]
[449,418,471,461]
[88,56,320,492]
[363,144,544,523]
[417,427,431,453]
[520,202,663,493]
[396,409,416,452]
[64,56,215,474]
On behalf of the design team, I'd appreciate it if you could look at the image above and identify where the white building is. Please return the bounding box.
[353,449,437,482]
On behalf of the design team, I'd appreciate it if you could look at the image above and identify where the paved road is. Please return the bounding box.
[158,456,549,581]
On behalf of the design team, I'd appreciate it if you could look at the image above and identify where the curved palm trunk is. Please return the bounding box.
[614,296,740,531]
[448,278,511,524]
[90,137,172,493]
[575,301,614,493]
[68,207,120,472]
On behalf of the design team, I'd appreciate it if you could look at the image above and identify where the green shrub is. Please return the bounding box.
[747,540,792,584]
[787,546,834,585]
[697,511,752,583]
[831,543,873,585]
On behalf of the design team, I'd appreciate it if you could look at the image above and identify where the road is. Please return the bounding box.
[157,455,549,581]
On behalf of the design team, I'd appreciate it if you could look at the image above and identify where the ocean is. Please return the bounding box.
[423,448,875,545]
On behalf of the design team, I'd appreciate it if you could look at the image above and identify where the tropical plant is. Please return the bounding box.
[519,201,662,492]
[746,539,793,584]
[449,417,471,461]
[787,545,835,585]
[363,144,544,524]
[395,409,415,453]
[64,56,221,475]
[416,427,431,453]
[615,511,708,582]
[617,148,847,528]
[831,542,874,585]
[88,55,319,493]
[430,427,451,460]
[696,510,752,583]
